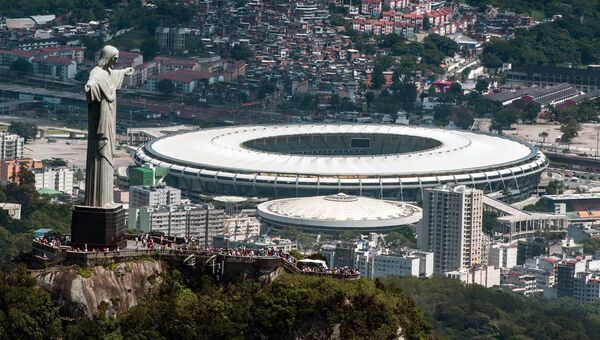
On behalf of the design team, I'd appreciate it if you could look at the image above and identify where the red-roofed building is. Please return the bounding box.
[402,13,424,29]
[0,49,36,68]
[31,56,77,80]
[147,70,221,93]
[154,56,199,73]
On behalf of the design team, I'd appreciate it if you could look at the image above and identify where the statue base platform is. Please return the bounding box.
[71,204,126,250]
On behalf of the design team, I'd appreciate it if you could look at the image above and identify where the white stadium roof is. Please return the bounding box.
[257,193,422,229]
[145,124,536,177]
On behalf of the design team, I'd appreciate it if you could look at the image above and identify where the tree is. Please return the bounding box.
[157,79,175,95]
[140,38,159,61]
[560,117,580,143]
[448,82,463,95]
[81,35,103,61]
[482,211,498,235]
[492,107,519,131]
[10,59,33,74]
[0,264,62,339]
[512,99,540,123]
[475,79,489,94]
[42,158,68,167]
[456,109,474,129]
[371,70,385,89]
[8,121,37,142]
[539,131,549,144]
[75,70,90,83]
[231,44,253,61]
[546,180,565,195]
[433,105,452,126]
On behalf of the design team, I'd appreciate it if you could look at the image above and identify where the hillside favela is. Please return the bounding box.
[3,0,600,339]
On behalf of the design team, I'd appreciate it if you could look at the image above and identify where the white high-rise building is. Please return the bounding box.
[419,185,483,273]
[32,166,74,195]
[489,243,518,269]
[0,132,24,160]
[129,184,181,208]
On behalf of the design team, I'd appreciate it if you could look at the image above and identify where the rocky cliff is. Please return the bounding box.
[35,260,166,318]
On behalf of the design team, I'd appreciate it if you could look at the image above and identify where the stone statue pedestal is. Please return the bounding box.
[71,204,126,250]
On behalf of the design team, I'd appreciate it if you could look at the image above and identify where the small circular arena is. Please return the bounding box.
[134,124,548,201]
[256,193,422,233]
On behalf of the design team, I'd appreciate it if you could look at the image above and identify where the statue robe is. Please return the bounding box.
[84,66,126,207]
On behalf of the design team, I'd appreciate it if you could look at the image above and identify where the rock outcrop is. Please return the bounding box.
[35,260,165,318]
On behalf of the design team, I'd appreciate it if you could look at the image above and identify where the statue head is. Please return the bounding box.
[97,45,120,68]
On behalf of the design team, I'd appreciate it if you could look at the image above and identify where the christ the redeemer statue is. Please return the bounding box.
[84,45,134,207]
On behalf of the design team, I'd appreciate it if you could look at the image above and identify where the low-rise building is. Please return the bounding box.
[130,203,225,246]
[0,158,42,183]
[356,248,434,279]
[32,166,74,195]
[212,234,297,252]
[0,203,21,219]
[445,265,501,288]
[223,215,261,242]
[129,184,181,209]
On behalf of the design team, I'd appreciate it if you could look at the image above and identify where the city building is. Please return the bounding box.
[556,258,587,298]
[31,56,76,80]
[130,203,225,246]
[356,248,434,279]
[419,186,484,273]
[129,184,181,209]
[573,272,600,304]
[134,125,547,201]
[445,265,501,288]
[223,215,261,242]
[517,237,548,265]
[155,26,189,51]
[483,196,567,241]
[489,243,517,269]
[0,158,42,183]
[505,65,600,92]
[32,166,74,195]
[0,203,21,219]
[0,132,24,160]
[212,235,297,252]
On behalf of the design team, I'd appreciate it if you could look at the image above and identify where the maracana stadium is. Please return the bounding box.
[133,124,548,201]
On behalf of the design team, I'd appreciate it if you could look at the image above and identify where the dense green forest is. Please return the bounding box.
[466,0,599,18]
[5,263,600,339]
[470,0,600,67]
[384,276,600,340]
[0,265,432,339]
[0,168,72,262]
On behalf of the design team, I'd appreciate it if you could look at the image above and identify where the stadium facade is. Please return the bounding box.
[133,124,548,201]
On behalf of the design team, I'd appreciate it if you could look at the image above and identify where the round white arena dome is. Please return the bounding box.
[257,193,422,233]
[134,124,548,201]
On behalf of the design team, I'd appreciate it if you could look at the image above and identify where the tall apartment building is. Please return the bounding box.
[155,26,187,51]
[32,166,74,195]
[419,186,483,273]
[130,203,225,246]
[0,132,24,160]
[129,185,181,208]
